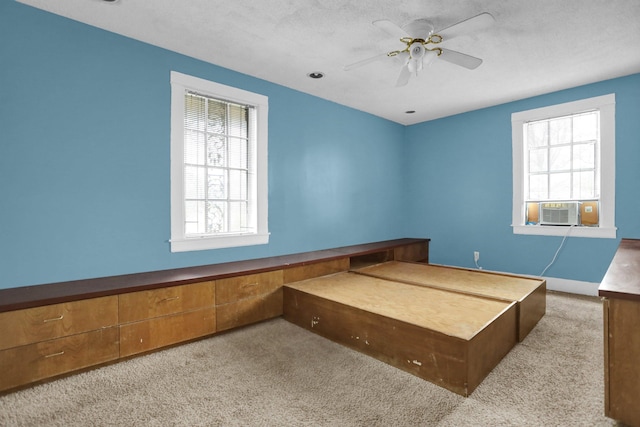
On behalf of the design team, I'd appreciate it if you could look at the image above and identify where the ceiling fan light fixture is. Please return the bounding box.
[409,42,425,60]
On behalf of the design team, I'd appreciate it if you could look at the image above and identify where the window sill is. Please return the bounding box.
[512,225,616,239]
[170,232,270,253]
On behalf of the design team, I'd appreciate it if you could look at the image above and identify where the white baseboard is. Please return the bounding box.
[542,276,600,296]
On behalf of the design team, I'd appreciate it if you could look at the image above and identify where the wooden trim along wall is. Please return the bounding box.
[0,238,429,393]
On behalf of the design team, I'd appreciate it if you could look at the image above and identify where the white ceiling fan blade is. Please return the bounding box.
[373,19,409,39]
[343,52,390,71]
[395,65,412,87]
[436,12,495,40]
[438,48,483,69]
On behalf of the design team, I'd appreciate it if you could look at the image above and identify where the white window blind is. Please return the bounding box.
[170,71,269,252]
[183,92,256,236]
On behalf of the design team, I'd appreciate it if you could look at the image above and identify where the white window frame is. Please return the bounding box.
[170,71,269,252]
[512,94,616,238]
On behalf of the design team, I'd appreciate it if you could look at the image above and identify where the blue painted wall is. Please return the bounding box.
[0,2,406,289]
[1,2,638,291]
[405,73,640,283]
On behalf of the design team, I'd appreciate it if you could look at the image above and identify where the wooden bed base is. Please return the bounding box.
[283,272,519,396]
[353,261,546,341]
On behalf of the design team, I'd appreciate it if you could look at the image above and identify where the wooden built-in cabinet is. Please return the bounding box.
[216,271,283,332]
[119,281,216,357]
[0,296,119,391]
[599,238,640,427]
[0,238,429,393]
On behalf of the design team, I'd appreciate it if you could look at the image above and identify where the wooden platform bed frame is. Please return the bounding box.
[0,238,546,396]
[283,261,546,396]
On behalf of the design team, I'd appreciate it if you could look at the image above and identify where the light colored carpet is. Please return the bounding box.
[0,291,617,426]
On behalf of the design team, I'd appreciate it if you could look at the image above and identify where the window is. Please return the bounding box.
[512,94,616,238]
[170,71,269,252]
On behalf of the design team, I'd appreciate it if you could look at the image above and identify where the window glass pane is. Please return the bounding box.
[527,121,547,147]
[529,174,548,200]
[228,201,247,232]
[184,129,205,165]
[185,200,205,235]
[207,168,226,199]
[228,104,248,138]
[206,201,225,233]
[207,100,226,134]
[184,95,205,131]
[549,173,571,199]
[184,166,205,199]
[549,146,571,171]
[573,171,595,199]
[573,112,598,142]
[529,148,548,173]
[228,137,247,169]
[207,134,226,166]
[549,116,572,145]
[573,142,595,169]
[229,169,247,199]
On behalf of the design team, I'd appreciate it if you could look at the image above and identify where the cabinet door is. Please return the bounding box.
[119,281,215,323]
[216,270,283,331]
[605,298,640,426]
[394,242,429,263]
[283,259,349,284]
[216,289,283,332]
[0,296,118,351]
[216,271,282,305]
[0,327,119,392]
[119,307,216,357]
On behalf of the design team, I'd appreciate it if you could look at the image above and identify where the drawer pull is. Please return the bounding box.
[43,314,64,323]
[44,351,65,358]
[159,296,180,303]
[244,282,259,287]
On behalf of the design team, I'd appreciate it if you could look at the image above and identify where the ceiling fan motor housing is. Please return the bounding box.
[403,19,434,39]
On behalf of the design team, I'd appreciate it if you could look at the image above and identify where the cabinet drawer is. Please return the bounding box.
[0,296,118,351]
[216,271,283,305]
[0,327,119,392]
[119,281,215,324]
[283,259,349,284]
[394,242,429,263]
[119,307,216,357]
[217,288,283,332]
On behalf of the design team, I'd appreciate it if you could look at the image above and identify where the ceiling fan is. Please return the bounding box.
[344,12,495,87]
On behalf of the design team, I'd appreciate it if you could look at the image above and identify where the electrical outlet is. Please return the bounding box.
[474,251,480,262]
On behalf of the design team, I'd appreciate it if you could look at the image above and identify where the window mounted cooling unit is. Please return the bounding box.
[539,202,580,226]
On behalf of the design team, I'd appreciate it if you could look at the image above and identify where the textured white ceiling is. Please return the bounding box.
[17,0,640,125]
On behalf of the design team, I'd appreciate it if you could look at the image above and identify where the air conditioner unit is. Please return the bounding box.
[539,202,580,226]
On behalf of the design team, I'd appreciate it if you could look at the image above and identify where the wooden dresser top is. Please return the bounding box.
[599,238,640,301]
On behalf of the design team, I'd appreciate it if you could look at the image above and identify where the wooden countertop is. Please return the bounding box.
[599,238,640,301]
[0,238,428,313]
